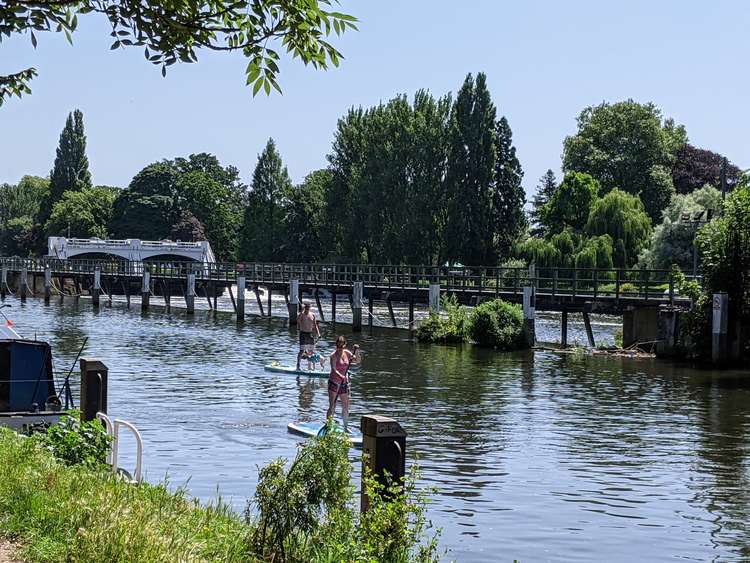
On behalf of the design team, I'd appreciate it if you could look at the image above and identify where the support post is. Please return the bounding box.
[315,289,325,322]
[386,295,397,328]
[163,281,171,311]
[80,358,108,423]
[428,284,440,315]
[267,286,272,317]
[44,266,52,304]
[712,293,729,365]
[361,415,407,513]
[583,305,596,348]
[332,290,337,323]
[122,280,130,308]
[186,274,195,314]
[522,286,536,347]
[254,286,265,317]
[141,270,150,312]
[20,267,28,301]
[289,279,300,326]
[352,282,363,332]
[561,308,568,348]
[236,276,246,322]
[0,265,6,299]
[409,297,415,335]
[368,294,374,328]
[92,267,101,308]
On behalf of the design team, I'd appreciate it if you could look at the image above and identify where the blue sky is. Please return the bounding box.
[2,1,749,199]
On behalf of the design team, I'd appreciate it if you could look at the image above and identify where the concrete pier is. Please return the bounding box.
[186,274,195,314]
[92,268,101,308]
[523,286,536,347]
[141,271,150,312]
[289,280,299,326]
[352,282,363,332]
[44,266,51,304]
[236,276,246,322]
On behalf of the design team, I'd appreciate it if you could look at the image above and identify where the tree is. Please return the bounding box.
[492,116,527,259]
[641,185,722,271]
[529,169,557,237]
[284,170,331,262]
[584,188,652,268]
[0,176,49,255]
[444,72,497,266]
[240,139,292,261]
[41,109,92,226]
[562,100,687,221]
[672,144,742,195]
[540,172,600,234]
[45,186,115,239]
[170,211,206,242]
[1,1,357,107]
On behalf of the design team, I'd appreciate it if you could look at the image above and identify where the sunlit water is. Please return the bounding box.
[4,295,750,562]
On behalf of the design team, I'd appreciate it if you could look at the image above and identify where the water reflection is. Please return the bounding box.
[3,296,750,562]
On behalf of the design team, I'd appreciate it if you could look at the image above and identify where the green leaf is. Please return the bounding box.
[252,77,263,96]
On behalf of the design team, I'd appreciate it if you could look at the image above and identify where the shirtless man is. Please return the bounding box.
[296,302,321,370]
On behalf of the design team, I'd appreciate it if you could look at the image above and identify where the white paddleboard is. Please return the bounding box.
[287,421,363,447]
[264,364,329,378]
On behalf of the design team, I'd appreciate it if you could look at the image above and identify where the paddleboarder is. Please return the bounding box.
[327,336,361,432]
[296,302,320,371]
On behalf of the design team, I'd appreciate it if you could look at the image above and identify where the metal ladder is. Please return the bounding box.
[96,412,143,483]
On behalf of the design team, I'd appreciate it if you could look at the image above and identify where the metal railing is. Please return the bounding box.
[0,257,684,302]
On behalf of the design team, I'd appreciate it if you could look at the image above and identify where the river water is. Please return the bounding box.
[4,296,750,562]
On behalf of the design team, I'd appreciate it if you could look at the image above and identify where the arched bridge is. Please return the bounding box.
[47,237,216,264]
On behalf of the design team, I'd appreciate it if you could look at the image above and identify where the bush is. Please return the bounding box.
[416,294,469,344]
[40,411,111,467]
[469,299,527,349]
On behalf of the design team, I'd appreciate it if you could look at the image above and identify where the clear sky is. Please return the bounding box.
[2,1,749,199]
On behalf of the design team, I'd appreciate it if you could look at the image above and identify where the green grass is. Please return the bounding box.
[0,428,251,562]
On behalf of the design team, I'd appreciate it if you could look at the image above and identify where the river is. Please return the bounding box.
[4,296,750,562]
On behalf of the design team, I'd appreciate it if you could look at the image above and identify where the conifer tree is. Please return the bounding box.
[41,109,92,227]
[240,138,292,261]
[492,116,526,259]
[530,169,557,236]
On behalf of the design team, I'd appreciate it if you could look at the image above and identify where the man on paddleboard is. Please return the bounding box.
[296,303,320,371]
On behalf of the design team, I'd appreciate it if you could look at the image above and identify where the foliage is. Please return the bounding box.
[0,176,48,255]
[110,154,243,260]
[696,183,750,320]
[639,185,722,270]
[529,169,558,237]
[672,144,742,195]
[0,427,251,562]
[562,99,686,221]
[541,172,599,234]
[38,411,111,467]
[584,188,652,268]
[0,216,35,256]
[0,1,357,107]
[283,169,331,262]
[170,210,206,242]
[327,89,452,264]
[240,138,293,261]
[492,116,527,258]
[416,294,470,344]
[468,298,527,349]
[41,110,92,228]
[248,428,441,562]
[45,186,115,239]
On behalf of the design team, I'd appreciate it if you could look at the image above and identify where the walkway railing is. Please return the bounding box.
[0,257,682,302]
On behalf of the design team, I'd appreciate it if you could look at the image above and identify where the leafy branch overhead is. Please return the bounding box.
[0,0,357,106]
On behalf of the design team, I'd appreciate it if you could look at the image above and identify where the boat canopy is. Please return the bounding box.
[0,340,56,413]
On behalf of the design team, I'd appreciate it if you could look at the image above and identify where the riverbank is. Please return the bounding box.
[0,540,20,563]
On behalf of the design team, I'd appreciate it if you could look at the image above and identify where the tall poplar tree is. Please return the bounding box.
[530,169,558,236]
[42,109,92,227]
[443,72,497,266]
[492,116,526,259]
[240,138,292,261]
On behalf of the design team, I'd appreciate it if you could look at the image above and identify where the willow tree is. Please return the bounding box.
[1,0,357,106]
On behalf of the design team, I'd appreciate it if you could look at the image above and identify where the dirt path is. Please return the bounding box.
[0,540,21,563]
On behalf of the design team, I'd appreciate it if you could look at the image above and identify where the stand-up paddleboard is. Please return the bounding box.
[264,364,329,378]
[287,421,363,447]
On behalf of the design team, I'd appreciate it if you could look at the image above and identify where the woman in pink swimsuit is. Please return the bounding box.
[327,335,360,432]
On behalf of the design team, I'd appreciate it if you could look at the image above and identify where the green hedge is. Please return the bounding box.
[469,299,527,350]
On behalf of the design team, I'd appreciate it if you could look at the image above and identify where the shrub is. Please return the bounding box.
[469,299,527,349]
[39,410,111,467]
[416,294,469,344]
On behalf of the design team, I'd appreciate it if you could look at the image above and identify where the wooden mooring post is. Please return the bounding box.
[360,415,407,512]
[254,286,265,317]
[20,267,28,301]
[315,289,325,322]
[236,275,246,322]
[582,304,596,348]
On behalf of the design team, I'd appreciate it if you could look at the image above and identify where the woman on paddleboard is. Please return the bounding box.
[327,335,361,432]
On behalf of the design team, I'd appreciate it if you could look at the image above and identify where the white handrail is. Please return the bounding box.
[95,412,114,465]
[113,418,143,483]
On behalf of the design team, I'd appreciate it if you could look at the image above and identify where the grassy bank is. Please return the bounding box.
[0,426,440,562]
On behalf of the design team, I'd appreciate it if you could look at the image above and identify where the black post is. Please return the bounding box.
[79,358,108,422]
[360,415,407,513]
